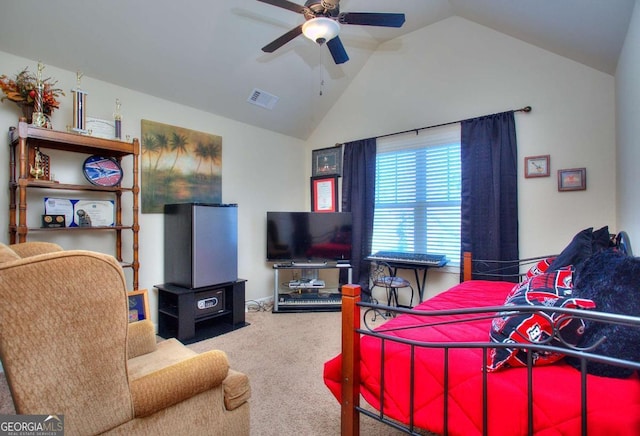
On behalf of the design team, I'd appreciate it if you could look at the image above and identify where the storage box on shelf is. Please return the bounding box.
[8,118,140,289]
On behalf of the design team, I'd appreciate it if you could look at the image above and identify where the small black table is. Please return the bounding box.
[155,279,247,344]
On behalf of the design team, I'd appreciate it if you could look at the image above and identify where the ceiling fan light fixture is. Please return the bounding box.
[302,17,340,45]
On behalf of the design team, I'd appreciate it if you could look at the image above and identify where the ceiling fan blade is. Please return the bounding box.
[262,24,304,52]
[339,12,405,28]
[256,0,306,14]
[327,36,349,64]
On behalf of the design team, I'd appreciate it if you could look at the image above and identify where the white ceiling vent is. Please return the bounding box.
[247,88,279,110]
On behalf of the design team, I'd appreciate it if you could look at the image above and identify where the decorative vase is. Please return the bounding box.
[17,102,51,128]
[19,103,34,124]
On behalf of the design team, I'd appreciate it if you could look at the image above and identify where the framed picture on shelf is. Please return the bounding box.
[312,146,342,177]
[524,155,550,178]
[128,289,150,322]
[311,175,339,213]
[558,168,586,191]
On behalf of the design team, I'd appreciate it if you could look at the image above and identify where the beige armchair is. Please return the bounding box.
[0,242,250,435]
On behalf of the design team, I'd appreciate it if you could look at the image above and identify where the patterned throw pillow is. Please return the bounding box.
[525,257,556,279]
[488,267,595,371]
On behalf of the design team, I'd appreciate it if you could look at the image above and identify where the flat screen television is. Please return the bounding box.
[266,211,352,262]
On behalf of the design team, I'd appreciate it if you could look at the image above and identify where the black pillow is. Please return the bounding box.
[591,225,612,252]
[567,249,640,378]
[547,227,593,271]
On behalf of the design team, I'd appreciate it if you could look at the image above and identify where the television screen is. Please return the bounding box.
[266,212,352,262]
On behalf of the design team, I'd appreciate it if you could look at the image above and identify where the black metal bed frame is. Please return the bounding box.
[347,302,640,435]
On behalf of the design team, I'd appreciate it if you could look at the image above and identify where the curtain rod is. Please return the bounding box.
[337,106,531,146]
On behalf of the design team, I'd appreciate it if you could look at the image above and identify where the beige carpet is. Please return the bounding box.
[0,309,411,435]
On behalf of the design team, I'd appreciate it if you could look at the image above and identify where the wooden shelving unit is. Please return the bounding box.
[8,118,140,289]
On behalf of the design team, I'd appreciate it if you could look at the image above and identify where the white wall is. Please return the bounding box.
[616,0,640,244]
[307,17,617,298]
[0,50,307,322]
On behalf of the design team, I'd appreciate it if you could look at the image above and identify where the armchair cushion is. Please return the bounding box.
[130,349,229,417]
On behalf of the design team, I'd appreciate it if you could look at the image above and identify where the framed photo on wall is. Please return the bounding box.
[128,289,150,322]
[311,175,339,212]
[312,146,342,177]
[524,155,550,178]
[558,168,586,191]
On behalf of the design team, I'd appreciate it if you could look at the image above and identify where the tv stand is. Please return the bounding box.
[272,263,352,313]
[155,280,247,344]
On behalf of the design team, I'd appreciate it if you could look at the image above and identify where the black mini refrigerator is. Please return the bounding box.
[164,203,238,288]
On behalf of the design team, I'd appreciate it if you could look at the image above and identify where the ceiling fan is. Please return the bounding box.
[257,0,405,64]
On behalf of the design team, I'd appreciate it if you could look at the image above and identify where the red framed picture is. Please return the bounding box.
[311,175,339,212]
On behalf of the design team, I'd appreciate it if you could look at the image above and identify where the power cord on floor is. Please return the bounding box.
[245,299,274,312]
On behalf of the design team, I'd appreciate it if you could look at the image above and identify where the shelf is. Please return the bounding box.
[273,262,352,270]
[10,123,136,157]
[8,120,140,289]
[12,179,134,192]
[159,307,178,319]
[24,226,135,232]
[194,309,231,323]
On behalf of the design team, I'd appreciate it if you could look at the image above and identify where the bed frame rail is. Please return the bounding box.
[462,251,555,282]
[462,231,633,282]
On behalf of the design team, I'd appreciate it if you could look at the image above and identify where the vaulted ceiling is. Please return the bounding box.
[0,0,634,139]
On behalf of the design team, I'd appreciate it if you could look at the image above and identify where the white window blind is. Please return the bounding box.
[373,123,461,265]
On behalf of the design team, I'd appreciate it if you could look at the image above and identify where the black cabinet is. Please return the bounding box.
[156,280,247,344]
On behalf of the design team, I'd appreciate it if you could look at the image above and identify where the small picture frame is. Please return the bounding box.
[311,175,339,213]
[558,168,586,191]
[524,155,550,178]
[128,289,150,322]
[312,146,342,177]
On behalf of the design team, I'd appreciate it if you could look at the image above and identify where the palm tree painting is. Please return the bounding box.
[141,119,222,213]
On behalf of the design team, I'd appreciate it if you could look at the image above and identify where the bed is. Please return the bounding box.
[323,228,640,435]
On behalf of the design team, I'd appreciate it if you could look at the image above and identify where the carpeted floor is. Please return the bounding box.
[0,308,410,435]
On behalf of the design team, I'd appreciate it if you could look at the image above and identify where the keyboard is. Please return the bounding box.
[277,293,341,309]
[367,251,449,267]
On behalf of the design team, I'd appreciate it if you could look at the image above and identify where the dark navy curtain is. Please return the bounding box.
[460,111,519,280]
[341,138,376,298]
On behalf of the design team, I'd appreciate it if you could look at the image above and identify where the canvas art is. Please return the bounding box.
[141,119,222,213]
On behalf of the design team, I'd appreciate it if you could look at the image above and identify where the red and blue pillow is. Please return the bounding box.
[488,266,595,371]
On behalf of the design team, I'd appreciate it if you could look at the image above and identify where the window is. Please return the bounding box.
[372,124,461,265]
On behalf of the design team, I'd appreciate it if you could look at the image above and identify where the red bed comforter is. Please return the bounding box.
[324,280,640,435]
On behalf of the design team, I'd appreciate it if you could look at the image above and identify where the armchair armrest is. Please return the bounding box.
[223,369,251,411]
[127,320,157,359]
[130,349,230,417]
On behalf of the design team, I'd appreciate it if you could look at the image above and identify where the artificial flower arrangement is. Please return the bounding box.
[0,66,65,115]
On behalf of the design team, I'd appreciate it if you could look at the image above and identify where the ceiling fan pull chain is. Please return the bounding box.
[319,49,325,96]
